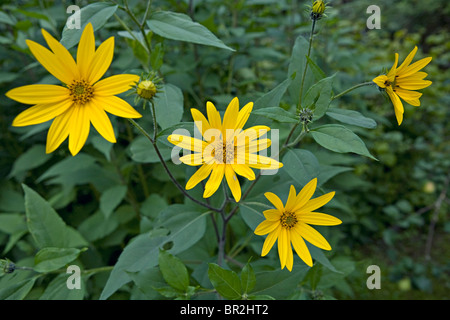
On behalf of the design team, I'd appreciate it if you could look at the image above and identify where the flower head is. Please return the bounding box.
[372,46,432,125]
[254,179,341,271]
[6,23,142,156]
[168,97,283,202]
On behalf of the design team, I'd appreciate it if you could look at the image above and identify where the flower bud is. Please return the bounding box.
[310,0,327,21]
[137,80,157,100]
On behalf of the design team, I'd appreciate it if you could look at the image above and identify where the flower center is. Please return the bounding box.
[211,139,237,164]
[280,211,298,229]
[68,80,94,105]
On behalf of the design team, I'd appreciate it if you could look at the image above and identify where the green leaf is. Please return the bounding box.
[34,247,86,273]
[208,263,242,300]
[287,35,313,105]
[326,108,377,129]
[311,124,377,160]
[303,74,335,121]
[146,11,234,51]
[238,202,267,230]
[158,250,189,292]
[0,277,37,300]
[39,273,85,300]
[317,164,353,186]
[240,262,256,294]
[60,3,118,49]
[252,265,309,299]
[253,77,293,109]
[251,107,298,123]
[305,55,326,81]
[100,185,128,219]
[154,83,184,130]
[282,149,320,186]
[129,136,172,163]
[100,206,208,300]
[37,153,97,183]
[22,184,88,249]
[8,145,52,179]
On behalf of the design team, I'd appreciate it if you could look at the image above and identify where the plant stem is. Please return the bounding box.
[297,18,316,111]
[332,81,374,100]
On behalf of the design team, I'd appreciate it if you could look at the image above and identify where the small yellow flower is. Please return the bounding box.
[6,23,142,156]
[255,179,341,271]
[168,97,283,202]
[372,46,432,125]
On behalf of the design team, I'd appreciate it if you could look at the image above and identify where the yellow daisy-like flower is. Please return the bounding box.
[254,178,341,271]
[168,97,283,202]
[372,46,432,125]
[6,23,142,156]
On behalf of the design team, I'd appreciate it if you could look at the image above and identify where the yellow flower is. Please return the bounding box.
[254,179,341,271]
[168,97,283,202]
[6,23,142,156]
[372,46,432,125]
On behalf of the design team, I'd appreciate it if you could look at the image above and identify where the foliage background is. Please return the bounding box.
[0,0,448,300]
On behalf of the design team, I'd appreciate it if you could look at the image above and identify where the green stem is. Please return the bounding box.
[297,18,316,111]
[332,81,375,100]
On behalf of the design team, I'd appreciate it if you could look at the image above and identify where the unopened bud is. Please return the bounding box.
[137,80,157,100]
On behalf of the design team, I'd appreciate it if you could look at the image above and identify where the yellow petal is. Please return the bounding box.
[235,102,253,130]
[264,192,284,212]
[26,39,74,84]
[386,53,398,81]
[225,165,241,202]
[247,138,271,153]
[12,99,73,127]
[406,71,427,80]
[203,164,225,198]
[298,212,342,226]
[236,126,270,146]
[95,96,142,119]
[87,37,114,84]
[231,164,255,180]
[94,74,140,96]
[295,222,332,251]
[397,79,432,90]
[254,219,279,235]
[77,23,96,79]
[191,108,211,138]
[284,185,297,212]
[261,225,280,256]
[41,29,79,81]
[186,164,214,190]
[245,154,283,170]
[88,102,116,143]
[394,87,423,100]
[278,228,288,269]
[397,57,432,79]
[299,191,335,213]
[206,101,222,130]
[263,209,281,221]
[385,87,404,125]
[46,106,76,153]
[396,46,418,74]
[6,84,70,105]
[68,105,90,156]
[285,231,294,271]
[222,97,239,131]
[179,153,204,166]
[291,178,317,213]
[290,230,313,267]
[372,75,389,88]
[168,134,208,153]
